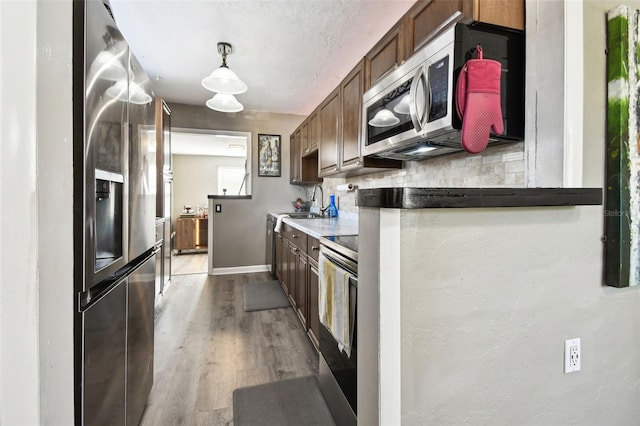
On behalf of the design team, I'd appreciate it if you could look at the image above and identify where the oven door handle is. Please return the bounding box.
[409,65,428,133]
[319,246,358,282]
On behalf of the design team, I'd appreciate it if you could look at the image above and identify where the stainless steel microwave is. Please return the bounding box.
[362,19,525,161]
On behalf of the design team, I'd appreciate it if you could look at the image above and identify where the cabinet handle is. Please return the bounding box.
[293,235,299,239]
[293,247,299,252]
[311,246,319,251]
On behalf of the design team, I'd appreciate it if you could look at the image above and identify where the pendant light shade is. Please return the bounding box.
[202,66,247,95]
[206,93,244,113]
[201,42,248,95]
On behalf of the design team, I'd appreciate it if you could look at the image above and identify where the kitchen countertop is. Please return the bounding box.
[356,187,603,209]
[269,211,358,239]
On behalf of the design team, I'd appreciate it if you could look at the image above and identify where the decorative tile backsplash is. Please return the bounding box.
[319,142,525,213]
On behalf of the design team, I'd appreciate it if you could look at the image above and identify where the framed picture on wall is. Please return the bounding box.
[258,134,281,177]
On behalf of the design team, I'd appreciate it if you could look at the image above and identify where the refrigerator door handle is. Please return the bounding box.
[79,249,156,311]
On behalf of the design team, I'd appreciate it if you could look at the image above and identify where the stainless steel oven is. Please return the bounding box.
[318,235,358,426]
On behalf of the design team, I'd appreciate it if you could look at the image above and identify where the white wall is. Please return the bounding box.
[0,1,74,424]
[0,2,40,423]
[172,154,245,227]
[36,1,74,422]
[393,205,638,424]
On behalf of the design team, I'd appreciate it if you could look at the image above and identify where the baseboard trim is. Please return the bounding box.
[209,264,269,276]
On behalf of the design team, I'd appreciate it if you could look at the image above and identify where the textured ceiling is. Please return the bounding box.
[108,0,415,116]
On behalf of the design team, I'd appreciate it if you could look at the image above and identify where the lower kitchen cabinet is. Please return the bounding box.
[273,224,320,349]
[296,252,308,329]
[287,241,299,308]
[276,233,288,293]
[307,259,320,349]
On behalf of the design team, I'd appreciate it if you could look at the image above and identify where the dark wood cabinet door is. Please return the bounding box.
[340,60,364,169]
[405,0,469,55]
[308,110,319,153]
[319,88,340,174]
[280,236,290,294]
[475,0,524,30]
[405,0,523,58]
[308,260,320,350]
[275,233,283,282]
[301,121,309,156]
[289,130,301,184]
[287,242,298,305]
[365,20,405,89]
[296,253,308,330]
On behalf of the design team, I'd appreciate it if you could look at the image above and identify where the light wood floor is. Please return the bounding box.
[171,252,208,275]
[141,271,319,425]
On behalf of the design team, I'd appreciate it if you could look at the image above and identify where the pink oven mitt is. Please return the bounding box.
[456,46,504,154]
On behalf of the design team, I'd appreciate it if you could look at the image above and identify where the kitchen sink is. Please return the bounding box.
[286,212,324,219]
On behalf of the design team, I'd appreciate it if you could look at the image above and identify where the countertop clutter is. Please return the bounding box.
[269,211,358,238]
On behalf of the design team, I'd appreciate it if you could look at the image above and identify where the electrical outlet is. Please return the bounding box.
[564,338,581,373]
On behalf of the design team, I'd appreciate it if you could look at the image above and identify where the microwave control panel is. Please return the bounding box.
[427,55,449,122]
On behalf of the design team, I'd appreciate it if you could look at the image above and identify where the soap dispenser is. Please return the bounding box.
[327,194,338,218]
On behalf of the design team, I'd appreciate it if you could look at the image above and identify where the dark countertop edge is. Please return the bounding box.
[208,195,252,200]
[356,187,603,209]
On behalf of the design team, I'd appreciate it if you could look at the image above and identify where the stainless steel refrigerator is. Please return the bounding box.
[73,1,157,424]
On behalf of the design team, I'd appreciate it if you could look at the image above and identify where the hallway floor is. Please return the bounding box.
[171,252,208,275]
[140,270,319,425]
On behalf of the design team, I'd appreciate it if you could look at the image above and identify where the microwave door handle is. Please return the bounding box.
[424,71,432,130]
[409,66,427,133]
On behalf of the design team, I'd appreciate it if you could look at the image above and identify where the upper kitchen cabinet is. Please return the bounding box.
[290,129,301,184]
[290,121,322,185]
[340,61,363,169]
[319,87,341,175]
[340,60,401,174]
[300,120,309,156]
[319,61,401,178]
[302,109,319,156]
[364,21,406,90]
[404,0,525,56]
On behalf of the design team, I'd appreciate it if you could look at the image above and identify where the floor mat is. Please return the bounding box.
[233,376,336,425]
[243,280,291,312]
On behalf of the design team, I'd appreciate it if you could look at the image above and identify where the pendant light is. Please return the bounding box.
[202,42,247,95]
[206,93,244,113]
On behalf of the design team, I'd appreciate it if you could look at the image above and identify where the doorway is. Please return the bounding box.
[170,128,252,276]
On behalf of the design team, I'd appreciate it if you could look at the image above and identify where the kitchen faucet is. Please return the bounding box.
[311,184,324,210]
